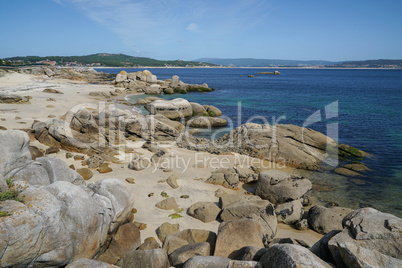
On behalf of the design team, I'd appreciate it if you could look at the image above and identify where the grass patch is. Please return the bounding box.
[0,178,25,217]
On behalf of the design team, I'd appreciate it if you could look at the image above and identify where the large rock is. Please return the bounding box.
[307,205,354,234]
[145,98,193,120]
[182,123,340,171]
[275,200,304,224]
[205,168,240,189]
[310,230,341,264]
[214,219,264,258]
[144,84,163,94]
[219,194,261,209]
[187,202,221,223]
[156,222,180,243]
[187,117,228,128]
[328,208,402,268]
[169,242,210,268]
[121,248,169,268]
[97,222,141,264]
[183,256,231,268]
[190,102,207,116]
[163,236,189,255]
[259,244,332,268]
[115,71,128,83]
[174,229,217,255]
[203,105,222,117]
[220,199,277,245]
[69,108,99,134]
[36,156,85,185]
[0,178,134,267]
[255,170,312,204]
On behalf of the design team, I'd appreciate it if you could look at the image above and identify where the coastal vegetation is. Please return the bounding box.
[2,53,215,67]
[0,178,24,217]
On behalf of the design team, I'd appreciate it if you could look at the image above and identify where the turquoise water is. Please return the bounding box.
[98,68,402,216]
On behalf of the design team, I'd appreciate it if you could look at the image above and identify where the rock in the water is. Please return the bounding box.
[155,197,179,210]
[334,167,361,177]
[203,105,223,117]
[183,256,231,268]
[328,208,402,268]
[307,205,354,234]
[187,117,228,128]
[156,222,180,243]
[255,170,312,204]
[260,244,332,268]
[190,102,207,116]
[145,98,193,120]
[121,248,169,268]
[205,168,240,189]
[220,199,277,245]
[169,242,210,268]
[187,202,221,223]
[214,219,264,258]
[275,200,304,224]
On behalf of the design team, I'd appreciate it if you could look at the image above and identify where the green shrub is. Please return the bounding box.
[0,178,25,217]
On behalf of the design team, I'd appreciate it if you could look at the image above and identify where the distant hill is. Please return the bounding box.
[3,53,215,67]
[195,58,338,67]
[326,59,402,68]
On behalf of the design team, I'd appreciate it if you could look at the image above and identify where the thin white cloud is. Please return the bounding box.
[54,0,273,58]
[186,23,199,32]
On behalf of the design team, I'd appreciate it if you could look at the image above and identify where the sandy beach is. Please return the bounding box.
[0,70,323,247]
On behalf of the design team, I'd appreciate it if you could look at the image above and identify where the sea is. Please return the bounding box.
[97,67,402,217]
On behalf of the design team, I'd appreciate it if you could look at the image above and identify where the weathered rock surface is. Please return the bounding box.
[174,229,217,255]
[187,202,221,223]
[220,199,277,245]
[218,194,261,209]
[275,200,304,224]
[0,92,31,104]
[121,248,169,268]
[163,236,189,255]
[328,208,402,268]
[234,246,268,262]
[179,123,341,171]
[259,244,332,268]
[214,219,264,259]
[203,105,223,117]
[0,130,135,267]
[307,205,354,234]
[205,167,240,189]
[255,170,312,204]
[66,258,119,268]
[155,197,179,210]
[145,98,193,120]
[183,256,231,268]
[156,222,180,243]
[310,230,341,264]
[167,174,179,189]
[169,242,210,268]
[128,154,150,171]
[187,116,228,128]
[137,237,161,251]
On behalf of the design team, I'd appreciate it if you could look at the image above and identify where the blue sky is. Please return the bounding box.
[1,0,401,61]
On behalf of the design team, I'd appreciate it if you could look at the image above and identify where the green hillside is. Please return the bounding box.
[3,53,215,67]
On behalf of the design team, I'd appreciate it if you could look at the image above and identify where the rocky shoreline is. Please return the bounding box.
[0,67,400,267]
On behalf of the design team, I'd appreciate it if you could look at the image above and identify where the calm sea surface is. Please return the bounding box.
[98,68,402,217]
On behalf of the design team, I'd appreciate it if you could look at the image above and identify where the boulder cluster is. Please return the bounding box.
[113,70,213,95]
[0,130,134,267]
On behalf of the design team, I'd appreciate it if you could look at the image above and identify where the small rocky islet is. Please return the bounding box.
[0,67,400,267]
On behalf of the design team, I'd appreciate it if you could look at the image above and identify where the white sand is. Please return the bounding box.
[0,71,323,246]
